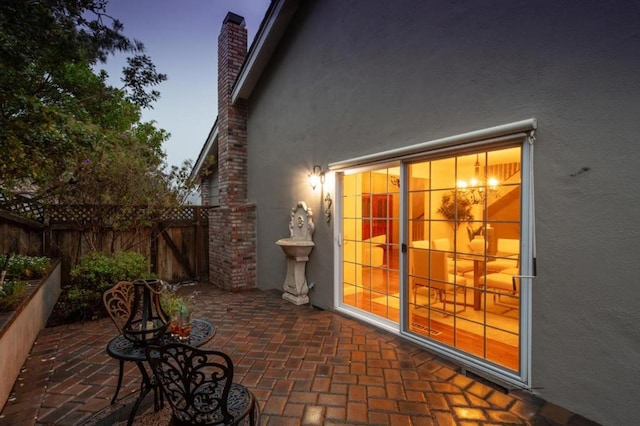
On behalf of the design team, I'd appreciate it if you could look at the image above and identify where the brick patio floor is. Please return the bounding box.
[0,284,594,425]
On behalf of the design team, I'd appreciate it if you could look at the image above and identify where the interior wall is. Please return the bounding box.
[244,0,640,424]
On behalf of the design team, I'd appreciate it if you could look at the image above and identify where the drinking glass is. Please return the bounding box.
[178,311,192,342]
[170,313,181,340]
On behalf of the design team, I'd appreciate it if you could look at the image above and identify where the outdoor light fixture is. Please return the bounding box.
[457,154,499,204]
[308,165,325,190]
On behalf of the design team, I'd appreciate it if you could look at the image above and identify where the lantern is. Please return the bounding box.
[123,279,169,344]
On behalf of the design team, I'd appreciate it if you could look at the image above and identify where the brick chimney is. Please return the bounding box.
[217,12,248,205]
[208,12,257,291]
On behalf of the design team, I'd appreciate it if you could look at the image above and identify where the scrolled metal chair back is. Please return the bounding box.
[103,281,134,333]
[146,343,243,425]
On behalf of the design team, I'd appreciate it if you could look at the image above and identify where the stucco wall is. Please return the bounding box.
[244,1,640,424]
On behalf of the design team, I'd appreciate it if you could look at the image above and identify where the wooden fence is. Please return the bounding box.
[0,197,211,284]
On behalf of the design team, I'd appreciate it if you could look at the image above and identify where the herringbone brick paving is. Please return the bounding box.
[0,284,587,425]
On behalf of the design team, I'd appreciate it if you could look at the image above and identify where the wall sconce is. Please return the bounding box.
[308,165,325,190]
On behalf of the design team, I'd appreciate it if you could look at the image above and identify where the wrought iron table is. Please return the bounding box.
[106,318,215,426]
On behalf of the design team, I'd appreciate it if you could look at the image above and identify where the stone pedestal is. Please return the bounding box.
[276,201,315,306]
[281,255,310,305]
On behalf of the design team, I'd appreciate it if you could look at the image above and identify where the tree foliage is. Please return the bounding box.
[0,0,180,204]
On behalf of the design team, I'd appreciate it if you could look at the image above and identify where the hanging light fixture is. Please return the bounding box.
[457,154,499,204]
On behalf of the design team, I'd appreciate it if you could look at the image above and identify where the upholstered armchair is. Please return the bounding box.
[479,267,520,306]
[410,241,467,314]
[486,238,520,273]
[362,234,386,267]
[431,238,474,275]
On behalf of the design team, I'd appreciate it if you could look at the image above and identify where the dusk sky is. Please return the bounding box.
[100,0,272,168]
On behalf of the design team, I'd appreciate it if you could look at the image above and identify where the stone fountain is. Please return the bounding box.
[276,202,315,305]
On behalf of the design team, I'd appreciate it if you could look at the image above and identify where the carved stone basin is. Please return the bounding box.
[276,238,315,259]
[277,201,315,305]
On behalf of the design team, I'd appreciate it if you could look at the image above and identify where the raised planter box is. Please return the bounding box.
[0,260,61,412]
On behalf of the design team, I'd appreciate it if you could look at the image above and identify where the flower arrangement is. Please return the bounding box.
[160,283,199,340]
[160,283,198,314]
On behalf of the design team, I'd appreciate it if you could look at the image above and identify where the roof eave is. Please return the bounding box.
[189,118,219,182]
[231,0,300,103]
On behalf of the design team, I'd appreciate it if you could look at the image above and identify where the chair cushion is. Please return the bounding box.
[480,268,520,292]
[411,240,429,249]
[486,255,518,273]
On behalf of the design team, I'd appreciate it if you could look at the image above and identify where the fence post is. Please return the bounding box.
[150,224,159,275]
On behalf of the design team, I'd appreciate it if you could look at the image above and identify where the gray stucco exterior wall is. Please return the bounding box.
[243,1,640,424]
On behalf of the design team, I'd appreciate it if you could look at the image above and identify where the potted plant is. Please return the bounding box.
[437,191,474,225]
[160,289,183,338]
[160,287,198,341]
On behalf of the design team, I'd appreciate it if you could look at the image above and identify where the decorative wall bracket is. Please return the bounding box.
[324,193,332,223]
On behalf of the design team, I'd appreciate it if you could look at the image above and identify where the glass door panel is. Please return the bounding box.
[341,166,400,322]
[340,146,523,372]
[406,146,522,372]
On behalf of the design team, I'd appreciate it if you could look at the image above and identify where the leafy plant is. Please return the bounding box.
[160,286,199,316]
[70,251,149,294]
[49,251,150,325]
[437,191,474,223]
[0,254,52,312]
[0,0,168,198]
[160,291,184,316]
[5,255,51,280]
[0,280,28,312]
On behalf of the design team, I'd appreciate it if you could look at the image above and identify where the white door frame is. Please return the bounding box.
[331,119,537,388]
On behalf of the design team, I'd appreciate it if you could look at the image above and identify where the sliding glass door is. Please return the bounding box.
[342,167,400,322]
[340,146,525,374]
[406,147,522,371]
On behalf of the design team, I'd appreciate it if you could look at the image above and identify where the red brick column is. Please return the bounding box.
[209,13,257,291]
[200,178,210,206]
[217,12,248,206]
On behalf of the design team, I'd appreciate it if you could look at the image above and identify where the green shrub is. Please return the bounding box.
[49,287,100,324]
[70,251,149,294]
[49,251,151,325]
[4,255,51,280]
[0,280,28,312]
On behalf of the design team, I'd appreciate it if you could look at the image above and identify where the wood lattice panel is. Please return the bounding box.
[0,200,212,226]
[0,193,45,221]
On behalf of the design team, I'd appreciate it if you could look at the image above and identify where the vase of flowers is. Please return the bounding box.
[160,285,198,341]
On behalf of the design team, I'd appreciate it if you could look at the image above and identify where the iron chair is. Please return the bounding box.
[102,280,134,404]
[146,343,259,425]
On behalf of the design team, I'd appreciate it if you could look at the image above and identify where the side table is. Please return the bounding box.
[106,318,215,426]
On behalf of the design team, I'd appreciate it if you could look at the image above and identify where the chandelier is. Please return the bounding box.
[456,154,499,205]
